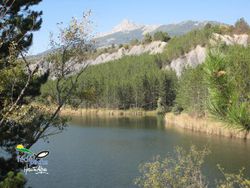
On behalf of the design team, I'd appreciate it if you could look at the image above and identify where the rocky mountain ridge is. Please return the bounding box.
[30,20,223,58]
[96,19,160,38]
[34,33,249,78]
[167,33,249,76]
[94,20,223,47]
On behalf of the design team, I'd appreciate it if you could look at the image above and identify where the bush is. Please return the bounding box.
[0,171,26,188]
[123,44,129,50]
[153,31,171,42]
[142,33,152,44]
[135,146,250,188]
[217,165,250,188]
[234,17,250,34]
[135,146,210,188]
[130,39,140,46]
[171,105,183,115]
[204,46,250,131]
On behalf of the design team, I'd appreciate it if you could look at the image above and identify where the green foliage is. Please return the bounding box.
[0,6,92,187]
[0,63,49,108]
[234,17,250,34]
[159,71,177,110]
[161,18,250,66]
[41,54,177,110]
[0,0,42,63]
[86,46,119,60]
[135,146,210,188]
[175,64,208,117]
[135,146,250,188]
[0,1,48,185]
[0,172,26,188]
[153,31,171,42]
[142,33,153,44]
[162,25,222,64]
[217,165,250,188]
[175,45,250,128]
[171,105,183,115]
[130,39,140,46]
[123,44,129,50]
[204,46,250,131]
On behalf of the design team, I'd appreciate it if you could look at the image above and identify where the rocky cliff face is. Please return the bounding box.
[166,34,249,76]
[91,41,167,65]
[211,33,248,47]
[35,41,167,78]
[168,45,206,76]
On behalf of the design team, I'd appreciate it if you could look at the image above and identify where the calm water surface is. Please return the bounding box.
[27,116,250,188]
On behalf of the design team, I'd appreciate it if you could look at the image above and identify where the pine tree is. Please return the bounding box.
[0,1,43,185]
[0,0,42,64]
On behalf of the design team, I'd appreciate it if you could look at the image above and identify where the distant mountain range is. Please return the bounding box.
[94,19,223,47]
[31,19,224,57]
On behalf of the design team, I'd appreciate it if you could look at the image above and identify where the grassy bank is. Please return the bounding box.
[165,113,250,140]
[59,106,157,117]
[32,103,156,117]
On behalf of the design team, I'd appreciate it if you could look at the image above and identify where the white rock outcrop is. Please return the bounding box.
[169,45,206,77]
[91,41,167,65]
[211,33,248,47]
[167,34,249,76]
[34,41,167,78]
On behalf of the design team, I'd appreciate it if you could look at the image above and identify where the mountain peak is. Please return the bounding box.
[112,19,142,33]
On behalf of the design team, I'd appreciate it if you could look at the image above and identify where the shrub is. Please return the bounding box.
[171,105,183,115]
[217,165,250,188]
[234,17,250,34]
[135,146,250,188]
[153,31,171,42]
[123,44,129,50]
[135,146,210,188]
[130,39,140,46]
[142,33,153,44]
[0,171,26,188]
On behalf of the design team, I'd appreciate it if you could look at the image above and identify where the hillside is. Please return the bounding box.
[30,19,223,59]
[167,33,249,76]
[94,20,223,47]
[36,32,248,78]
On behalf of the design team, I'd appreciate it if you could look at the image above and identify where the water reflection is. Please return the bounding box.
[70,115,166,130]
[27,115,250,188]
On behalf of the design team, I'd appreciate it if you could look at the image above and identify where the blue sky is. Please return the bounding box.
[30,0,250,55]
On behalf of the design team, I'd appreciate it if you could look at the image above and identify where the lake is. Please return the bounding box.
[27,116,250,188]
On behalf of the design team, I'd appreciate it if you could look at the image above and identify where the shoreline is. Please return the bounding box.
[165,113,249,140]
[59,106,157,117]
[36,103,249,140]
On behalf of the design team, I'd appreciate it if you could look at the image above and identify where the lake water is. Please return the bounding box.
[27,116,250,188]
